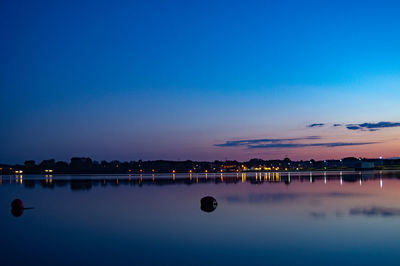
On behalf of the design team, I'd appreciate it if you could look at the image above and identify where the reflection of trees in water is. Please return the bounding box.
[4,171,400,192]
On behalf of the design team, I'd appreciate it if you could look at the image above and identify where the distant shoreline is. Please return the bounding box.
[1,156,399,175]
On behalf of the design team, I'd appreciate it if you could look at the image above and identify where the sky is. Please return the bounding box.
[1,0,400,164]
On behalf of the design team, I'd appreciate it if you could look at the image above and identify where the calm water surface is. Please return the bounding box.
[2,171,400,266]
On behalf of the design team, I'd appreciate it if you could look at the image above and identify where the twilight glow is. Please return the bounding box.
[1,0,400,163]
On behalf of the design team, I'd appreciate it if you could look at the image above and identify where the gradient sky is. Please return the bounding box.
[1,0,400,163]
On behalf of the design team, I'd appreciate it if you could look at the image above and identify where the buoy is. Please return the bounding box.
[200,196,217,213]
[10,199,33,217]
[11,199,24,210]
[11,207,24,217]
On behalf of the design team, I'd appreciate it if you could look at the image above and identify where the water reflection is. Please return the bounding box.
[349,206,400,217]
[3,171,400,265]
[1,171,400,192]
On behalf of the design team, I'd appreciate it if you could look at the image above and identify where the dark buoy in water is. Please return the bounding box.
[11,199,24,210]
[11,207,24,217]
[11,199,33,217]
[201,196,217,213]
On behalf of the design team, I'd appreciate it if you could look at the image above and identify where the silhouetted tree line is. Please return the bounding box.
[1,156,400,175]
[3,157,219,174]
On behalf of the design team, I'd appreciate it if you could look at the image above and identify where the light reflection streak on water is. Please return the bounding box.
[2,171,399,191]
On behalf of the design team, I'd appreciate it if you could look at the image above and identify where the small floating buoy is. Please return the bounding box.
[200,196,217,213]
[11,207,24,217]
[10,199,33,217]
[11,199,24,210]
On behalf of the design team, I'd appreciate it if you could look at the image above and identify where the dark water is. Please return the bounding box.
[2,171,400,266]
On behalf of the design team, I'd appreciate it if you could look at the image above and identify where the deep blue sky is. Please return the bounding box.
[1,0,400,163]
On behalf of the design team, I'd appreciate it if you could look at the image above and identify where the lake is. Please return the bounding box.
[2,171,400,265]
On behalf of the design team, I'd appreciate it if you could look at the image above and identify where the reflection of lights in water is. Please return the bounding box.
[173,174,175,181]
[380,178,383,189]
[359,179,362,186]
[340,176,343,186]
[152,174,155,182]
[310,172,312,183]
[288,172,291,183]
[241,173,246,183]
[189,173,192,181]
[324,176,327,184]
[276,173,280,181]
[220,173,223,182]
[205,173,208,180]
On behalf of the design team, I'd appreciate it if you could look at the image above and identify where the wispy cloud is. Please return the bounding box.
[214,136,320,147]
[346,125,361,130]
[215,136,378,149]
[307,123,325,128]
[248,142,378,149]
[346,121,400,131]
[306,121,400,131]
